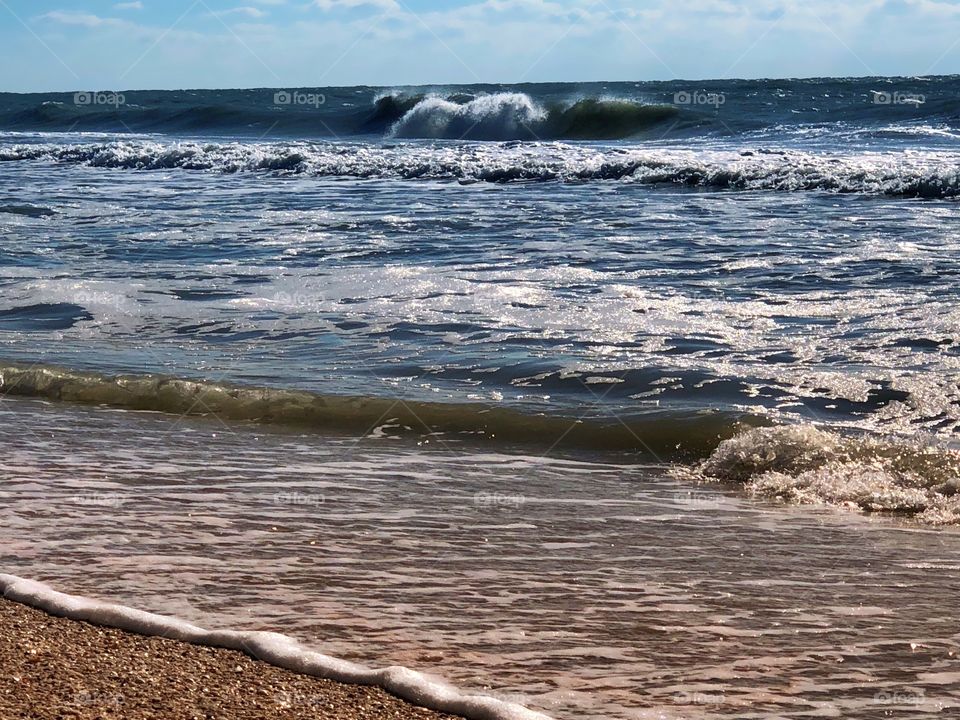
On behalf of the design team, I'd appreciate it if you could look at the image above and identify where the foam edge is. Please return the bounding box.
[0,573,552,720]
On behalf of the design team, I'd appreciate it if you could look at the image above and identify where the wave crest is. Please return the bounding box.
[390,93,548,140]
[0,362,753,457]
[386,92,677,140]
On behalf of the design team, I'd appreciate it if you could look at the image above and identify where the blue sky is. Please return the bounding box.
[1,0,959,91]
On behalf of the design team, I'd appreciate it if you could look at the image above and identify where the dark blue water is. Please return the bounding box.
[0,77,954,143]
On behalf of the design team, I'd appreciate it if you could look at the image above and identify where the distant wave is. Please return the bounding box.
[2,78,958,141]
[4,98,363,136]
[549,98,679,140]
[0,362,756,458]
[8,101,285,134]
[0,91,681,141]
[387,93,678,140]
[390,93,548,140]
[4,139,960,197]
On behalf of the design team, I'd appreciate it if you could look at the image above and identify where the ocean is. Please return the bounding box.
[2,77,960,718]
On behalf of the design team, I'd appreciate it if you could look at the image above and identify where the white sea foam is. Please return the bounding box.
[0,573,552,720]
[698,425,960,523]
[5,139,960,196]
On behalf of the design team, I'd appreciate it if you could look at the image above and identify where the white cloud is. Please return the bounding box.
[312,0,400,12]
[903,0,960,16]
[19,0,960,91]
[38,11,131,28]
[210,6,269,18]
[114,1,144,9]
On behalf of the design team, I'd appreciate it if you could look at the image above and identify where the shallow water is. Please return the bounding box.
[3,397,960,719]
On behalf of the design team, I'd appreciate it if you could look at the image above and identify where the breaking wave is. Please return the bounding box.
[0,362,755,458]
[4,139,960,197]
[387,93,678,140]
[390,93,548,140]
[698,425,960,524]
[0,91,680,141]
[4,362,959,524]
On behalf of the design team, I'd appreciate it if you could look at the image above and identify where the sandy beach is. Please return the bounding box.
[0,597,462,720]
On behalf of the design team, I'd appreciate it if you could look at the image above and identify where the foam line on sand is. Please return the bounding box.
[0,574,552,720]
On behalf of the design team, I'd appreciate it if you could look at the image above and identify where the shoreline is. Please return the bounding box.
[0,575,546,720]
[0,597,464,720]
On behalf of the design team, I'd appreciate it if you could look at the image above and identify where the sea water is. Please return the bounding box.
[3,78,960,718]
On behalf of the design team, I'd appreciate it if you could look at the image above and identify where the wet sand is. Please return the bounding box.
[0,597,462,720]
